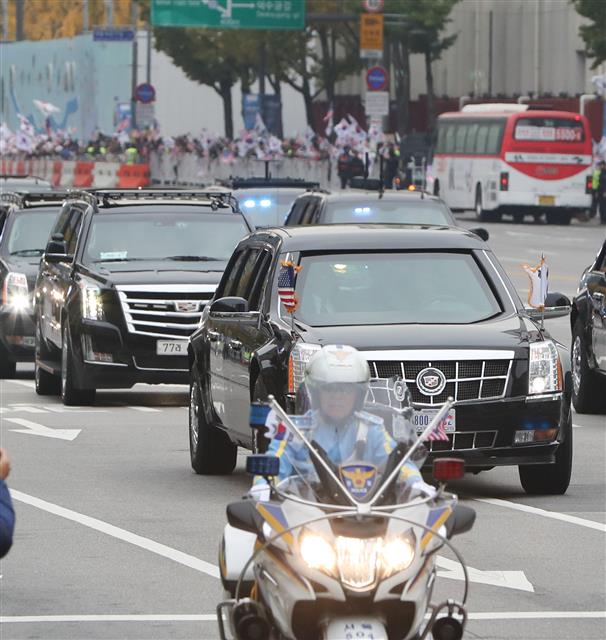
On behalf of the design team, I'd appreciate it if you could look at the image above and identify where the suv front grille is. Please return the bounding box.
[117,285,216,340]
[369,358,512,405]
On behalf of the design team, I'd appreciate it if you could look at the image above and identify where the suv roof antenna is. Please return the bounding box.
[265,161,270,180]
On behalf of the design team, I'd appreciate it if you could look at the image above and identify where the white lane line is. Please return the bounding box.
[130,406,161,413]
[5,418,81,441]
[0,379,35,389]
[11,490,219,579]
[0,615,216,623]
[1,611,604,624]
[474,497,606,532]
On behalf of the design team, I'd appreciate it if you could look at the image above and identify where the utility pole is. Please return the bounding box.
[82,0,89,33]
[131,1,138,130]
[15,0,24,41]
[258,40,267,125]
[146,22,152,84]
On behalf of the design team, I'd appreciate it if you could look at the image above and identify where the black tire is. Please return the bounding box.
[34,322,60,395]
[519,416,572,495]
[475,186,500,222]
[189,367,237,474]
[433,180,440,197]
[61,324,96,406]
[532,213,543,224]
[545,211,570,225]
[252,377,270,454]
[571,320,606,414]
[0,345,16,379]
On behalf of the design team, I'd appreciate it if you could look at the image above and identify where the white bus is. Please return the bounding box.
[430,104,593,224]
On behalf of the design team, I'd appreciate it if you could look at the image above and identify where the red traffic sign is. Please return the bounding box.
[363,0,384,12]
[134,82,156,104]
[366,66,388,91]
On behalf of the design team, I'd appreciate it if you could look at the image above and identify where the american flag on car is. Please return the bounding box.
[277,261,300,313]
[425,419,450,442]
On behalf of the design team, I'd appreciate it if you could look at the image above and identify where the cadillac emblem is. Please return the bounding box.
[416,367,447,396]
[175,300,199,313]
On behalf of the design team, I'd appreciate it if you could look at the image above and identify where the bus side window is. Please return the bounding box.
[444,124,456,153]
[465,123,479,154]
[476,125,489,154]
[454,124,467,153]
[486,123,503,154]
[435,125,446,153]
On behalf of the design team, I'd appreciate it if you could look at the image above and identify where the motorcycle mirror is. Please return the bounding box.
[246,454,280,478]
[433,458,465,483]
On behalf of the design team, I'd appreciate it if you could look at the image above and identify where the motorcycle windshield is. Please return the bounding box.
[273,377,429,506]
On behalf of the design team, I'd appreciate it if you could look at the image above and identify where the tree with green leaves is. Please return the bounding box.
[571,0,606,69]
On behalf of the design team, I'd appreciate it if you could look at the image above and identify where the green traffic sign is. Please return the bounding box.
[151,0,305,30]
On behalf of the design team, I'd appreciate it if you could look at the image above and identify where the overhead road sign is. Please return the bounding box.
[360,13,383,59]
[151,0,305,30]
[366,65,388,91]
[93,27,135,42]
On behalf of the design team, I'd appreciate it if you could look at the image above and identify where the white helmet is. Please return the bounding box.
[304,345,370,421]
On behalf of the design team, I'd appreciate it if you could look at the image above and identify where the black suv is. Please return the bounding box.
[571,238,606,413]
[189,224,573,495]
[0,192,64,377]
[34,189,253,404]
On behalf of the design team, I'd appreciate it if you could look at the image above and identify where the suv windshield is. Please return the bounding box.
[4,209,60,256]
[292,252,501,326]
[323,200,452,225]
[82,212,249,264]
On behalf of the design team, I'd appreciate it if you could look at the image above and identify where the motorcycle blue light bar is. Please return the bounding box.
[246,455,280,477]
[249,402,271,428]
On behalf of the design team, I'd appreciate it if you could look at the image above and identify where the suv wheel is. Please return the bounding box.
[571,320,606,413]
[189,368,237,474]
[34,323,60,395]
[0,345,16,378]
[61,325,95,406]
[518,416,572,495]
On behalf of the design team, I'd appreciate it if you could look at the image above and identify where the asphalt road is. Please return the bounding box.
[0,216,604,640]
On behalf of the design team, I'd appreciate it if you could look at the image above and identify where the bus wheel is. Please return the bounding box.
[513,212,524,224]
[533,213,543,224]
[475,187,500,222]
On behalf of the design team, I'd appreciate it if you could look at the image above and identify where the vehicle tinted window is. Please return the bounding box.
[234,249,261,299]
[437,119,505,155]
[4,210,59,256]
[444,124,456,153]
[248,250,273,311]
[221,250,248,297]
[81,212,249,266]
[293,252,501,326]
[64,209,83,255]
[322,201,452,225]
[464,123,479,154]
[475,125,489,154]
[514,117,585,142]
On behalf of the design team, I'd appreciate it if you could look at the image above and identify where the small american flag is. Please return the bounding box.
[425,418,450,442]
[278,261,300,313]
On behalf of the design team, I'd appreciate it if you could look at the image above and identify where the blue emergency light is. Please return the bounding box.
[246,454,280,477]
[250,402,271,429]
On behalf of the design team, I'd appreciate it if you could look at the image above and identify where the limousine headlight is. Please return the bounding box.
[528,341,562,394]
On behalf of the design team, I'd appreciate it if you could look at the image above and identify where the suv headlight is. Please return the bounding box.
[2,272,29,311]
[80,279,105,321]
[528,341,562,394]
[288,343,321,393]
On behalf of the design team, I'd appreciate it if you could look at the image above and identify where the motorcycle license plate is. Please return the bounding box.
[412,408,456,434]
[539,195,555,206]
[156,340,188,355]
[324,618,388,640]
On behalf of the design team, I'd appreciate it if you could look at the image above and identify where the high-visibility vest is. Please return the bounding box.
[592,168,601,190]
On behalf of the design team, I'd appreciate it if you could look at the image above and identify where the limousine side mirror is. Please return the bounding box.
[45,233,70,263]
[210,296,249,314]
[469,227,489,241]
[525,292,571,320]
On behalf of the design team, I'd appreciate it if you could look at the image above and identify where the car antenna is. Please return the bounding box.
[265,160,270,180]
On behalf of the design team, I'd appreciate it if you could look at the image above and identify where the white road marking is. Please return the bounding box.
[436,555,534,592]
[0,379,35,389]
[130,406,161,413]
[1,611,604,624]
[0,405,46,414]
[10,489,220,579]
[474,497,606,532]
[5,418,81,441]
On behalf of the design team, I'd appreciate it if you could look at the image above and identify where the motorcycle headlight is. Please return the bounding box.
[336,536,382,590]
[80,280,105,321]
[528,341,562,395]
[2,272,29,311]
[380,532,416,577]
[299,532,336,576]
[288,343,321,393]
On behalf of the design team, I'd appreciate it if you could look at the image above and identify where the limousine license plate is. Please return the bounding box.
[412,408,456,434]
[156,340,188,355]
[539,195,555,206]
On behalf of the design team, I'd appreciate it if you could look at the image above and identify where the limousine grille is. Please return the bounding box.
[369,358,512,406]
[117,284,216,340]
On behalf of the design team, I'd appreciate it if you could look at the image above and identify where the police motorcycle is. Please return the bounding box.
[217,377,476,640]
